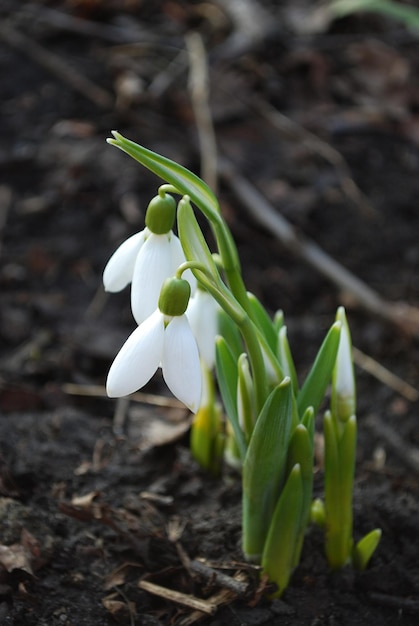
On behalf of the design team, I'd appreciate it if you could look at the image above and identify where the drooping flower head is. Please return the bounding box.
[103,192,195,324]
[106,277,202,413]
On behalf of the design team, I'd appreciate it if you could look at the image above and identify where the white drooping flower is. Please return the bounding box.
[106,278,202,413]
[103,193,195,324]
[186,288,219,369]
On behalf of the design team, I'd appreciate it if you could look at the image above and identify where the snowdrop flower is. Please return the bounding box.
[186,287,219,370]
[106,277,202,413]
[103,192,195,325]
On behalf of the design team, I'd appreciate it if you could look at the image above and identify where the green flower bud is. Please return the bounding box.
[145,193,176,234]
[158,277,191,316]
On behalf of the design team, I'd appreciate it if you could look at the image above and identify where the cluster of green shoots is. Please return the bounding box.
[103,132,381,598]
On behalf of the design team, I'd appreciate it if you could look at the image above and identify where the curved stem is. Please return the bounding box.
[159,185,251,315]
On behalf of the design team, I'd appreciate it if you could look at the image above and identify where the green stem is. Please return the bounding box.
[160,185,255,320]
[201,277,268,412]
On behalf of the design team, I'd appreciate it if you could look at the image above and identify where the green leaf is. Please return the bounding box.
[242,378,293,561]
[237,353,256,440]
[246,292,278,351]
[261,464,304,598]
[108,132,220,216]
[287,424,313,510]
[278,325,298,397]
[331,0,419,32]
[301,405,315,440]
[177,196,219,284]
[324,411,354,569]
[273,309,284,334]
[297,321,341,416]
[338,415,357,505]
[310,498,326,527]
[217,309,243,362]
[215,337,246,460]
[286,423,314,567]
[353,528,382,571]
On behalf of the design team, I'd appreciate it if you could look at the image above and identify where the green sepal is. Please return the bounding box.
[242,378,293,561]
[246,292,278,351]
[352,528,382,571]
[215,337,246,461]
[108,132,220,217]
[297,321,341,417]
[278,325,298,397]
[261,464,304,598]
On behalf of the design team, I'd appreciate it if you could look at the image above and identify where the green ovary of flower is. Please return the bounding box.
[145,192,176,234]
[158,277,191,317]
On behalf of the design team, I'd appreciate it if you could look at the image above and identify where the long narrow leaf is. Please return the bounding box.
[286,422,314,568]
[278,325,298,396]
[242,378,292,561]
[261,464,304,598]
[353,529,382,571]
[332,0,419,31]
[297,321,341,416]
[108,132,219,216]
[246,292,278,351]
[215,337,246,460]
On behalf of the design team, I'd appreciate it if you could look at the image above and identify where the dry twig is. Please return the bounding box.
[252,97,377,218]
[138,579,217,615]
[186,32,218,193]
[220,157,419,336]
[353,347,419,402]
[0,20,113,108]
[62,383,184,408]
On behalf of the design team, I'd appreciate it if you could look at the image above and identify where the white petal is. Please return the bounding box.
[335,323,355,400]
[170,234,197,293]
[162,315,202,412]
[103,231,146,292]
[186,291,219,369]
[106,310,164,397]
[131,233,173,324]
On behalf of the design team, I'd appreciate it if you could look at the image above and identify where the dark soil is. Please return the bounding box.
[1,1,419,625]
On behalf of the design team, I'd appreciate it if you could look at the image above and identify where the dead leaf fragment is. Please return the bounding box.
[102,592,136,624]
[0,543,33,576]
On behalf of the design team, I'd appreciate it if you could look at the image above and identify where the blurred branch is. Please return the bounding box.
[186,32,218,193]
[0,20,113,108]
[252,97,378,219]
[220,157,419,336]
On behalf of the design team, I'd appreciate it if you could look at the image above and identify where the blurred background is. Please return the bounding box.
[1,1,419,624]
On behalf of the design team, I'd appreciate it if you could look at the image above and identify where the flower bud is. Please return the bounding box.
[145,193,176,234]
[332,307,356,422]
[158,277,191,316]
